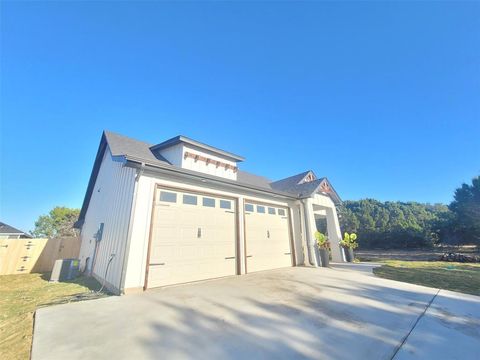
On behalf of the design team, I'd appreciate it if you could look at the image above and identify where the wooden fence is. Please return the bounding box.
[0,237,81,275]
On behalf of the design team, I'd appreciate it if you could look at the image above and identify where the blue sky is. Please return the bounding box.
[1,1,479,232]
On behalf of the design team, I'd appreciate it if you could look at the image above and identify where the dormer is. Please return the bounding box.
[150,136,244,180]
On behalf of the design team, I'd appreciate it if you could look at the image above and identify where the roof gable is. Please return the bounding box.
[270,171,341,204]
[316,178,342,204]
[0,221,31,237]
[270,170,313,191]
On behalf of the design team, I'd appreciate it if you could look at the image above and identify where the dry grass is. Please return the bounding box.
[373,260,480,296]
[0,273,107,360]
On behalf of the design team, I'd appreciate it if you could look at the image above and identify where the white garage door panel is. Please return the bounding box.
[147,190,237,288]
[245,204,292,273]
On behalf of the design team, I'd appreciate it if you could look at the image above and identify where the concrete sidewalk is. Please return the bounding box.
[32,265,479,360]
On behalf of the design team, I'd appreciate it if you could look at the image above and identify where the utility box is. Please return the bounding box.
[50,258,80,282]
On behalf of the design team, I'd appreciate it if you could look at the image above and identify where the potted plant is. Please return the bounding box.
[340,232,358,262]
[315,231,330,267]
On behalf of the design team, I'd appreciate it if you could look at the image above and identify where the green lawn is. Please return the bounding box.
[0,273,107,360]
[373,260,480,296]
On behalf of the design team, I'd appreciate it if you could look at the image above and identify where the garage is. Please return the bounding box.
[78,132,346,294]
[146,188,238,288]
[244,201,293,273]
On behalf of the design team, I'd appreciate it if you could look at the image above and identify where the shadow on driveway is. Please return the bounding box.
[31,266,479,360]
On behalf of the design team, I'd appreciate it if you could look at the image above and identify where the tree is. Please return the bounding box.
[449,176,480,245]
[339,199,452,249]
[31,207,80,238]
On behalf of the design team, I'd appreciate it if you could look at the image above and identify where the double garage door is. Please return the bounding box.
[146,187,293,288]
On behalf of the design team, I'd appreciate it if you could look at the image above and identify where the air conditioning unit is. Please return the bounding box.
[50,258,80,282]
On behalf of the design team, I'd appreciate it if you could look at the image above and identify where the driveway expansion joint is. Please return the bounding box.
[390,289,441,360]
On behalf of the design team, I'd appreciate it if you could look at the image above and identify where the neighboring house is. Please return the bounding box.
[76,131,346,294]
[0,221,32,239]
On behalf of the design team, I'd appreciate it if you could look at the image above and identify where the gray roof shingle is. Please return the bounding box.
[270,170,311,190]
[0,221,31,237]
[77,131,340,226]
[151,135,245,162]
[236,170,272,190]
[105,131,170,166]
[105,131,278,191]
[270,171,332,199]
[104,131,339,200]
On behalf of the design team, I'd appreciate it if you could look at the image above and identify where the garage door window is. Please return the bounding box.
[220,200,231,209]
[257,205,265,213]
[160,191,177,203]
[278,209,286,216]
[203,197,215,207]
[245,203,254,212]
[268,207,276,215]
[183,194,198,205]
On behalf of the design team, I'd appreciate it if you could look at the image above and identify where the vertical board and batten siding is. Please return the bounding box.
[78,147,136,293]
[124,171,302,290]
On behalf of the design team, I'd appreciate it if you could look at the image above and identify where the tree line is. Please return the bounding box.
[339,176,480,249]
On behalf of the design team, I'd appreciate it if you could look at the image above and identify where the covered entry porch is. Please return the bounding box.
[301,193,345,266]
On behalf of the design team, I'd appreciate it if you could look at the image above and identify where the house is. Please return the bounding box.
[76,131,346,294]
[0,221,32,239]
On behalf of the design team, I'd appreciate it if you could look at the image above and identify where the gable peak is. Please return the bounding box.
[298,171,317,184]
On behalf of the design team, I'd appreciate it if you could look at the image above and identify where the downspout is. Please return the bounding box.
[119,162,145,294]
[301,199,319,267]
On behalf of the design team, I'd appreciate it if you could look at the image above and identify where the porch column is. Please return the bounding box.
[325,206,345,262]
[303,198,321,267]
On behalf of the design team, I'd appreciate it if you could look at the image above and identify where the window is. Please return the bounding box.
[268,207,276,215]
[183,194,197,205]
[203,197,215,207]
[160,191,177,203]
[220,200,231,209]
[278,208,286,216]
[245,203,254,212]
[257,205,265,213]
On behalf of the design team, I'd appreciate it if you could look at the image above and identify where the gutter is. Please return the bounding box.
[119,162,145,294]
[123,156,299,201]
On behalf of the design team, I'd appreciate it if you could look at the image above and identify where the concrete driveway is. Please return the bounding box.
[32,265,480,360]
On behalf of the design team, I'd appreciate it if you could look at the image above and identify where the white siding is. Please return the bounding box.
[156,143,238,180]
[78,147,136,294]
[181,144,238,180]
[124,171,302,290]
